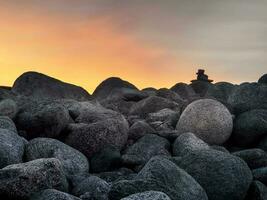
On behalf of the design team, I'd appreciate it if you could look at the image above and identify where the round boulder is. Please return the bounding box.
[176,99,233,144]
[30,189,81,200]
[128,121,155,141]
[0,99,17,119]
[0,116,17,133]
[25,138,89,176]
[121,191,171,200]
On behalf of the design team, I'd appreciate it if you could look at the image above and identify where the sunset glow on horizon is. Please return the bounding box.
[0,0,266,93]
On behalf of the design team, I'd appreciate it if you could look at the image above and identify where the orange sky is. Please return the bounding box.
[0,1,266,93]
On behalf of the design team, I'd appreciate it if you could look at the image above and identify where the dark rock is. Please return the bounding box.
[258,135,267,152]
[25,138,89,176]
[253,167,267,185]
[96,168,136,183]
[12,71,90,100]
[122,134,170,167]
[190,81,212,96]
[93,77,138,100]
[129,96,181,118]
[71,175,110,200]
[156,88,184,104]
[128,121,155,141]
[179,149,252,200]
[210,145,229,153]
[227,83,267,114]
[170,82,196,100]
[232,149,267,169]
[172,132,210,157]
[15,99,70,139]
[109,156,208,200]
[245,181,267,200]
[206,82,235,103]
[176,99,233,144]
[0,158,68,199]
[30,189,81,200]
[141,87,157,96]
[90,145,121,173]
[233,109,267,147]
[258,74,267,84]
[121,191,171,200]
[0,99,17,119]
[0,116,17,133]
[0,129,25,168]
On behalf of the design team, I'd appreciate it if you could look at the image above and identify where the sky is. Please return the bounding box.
[0,0,266,93]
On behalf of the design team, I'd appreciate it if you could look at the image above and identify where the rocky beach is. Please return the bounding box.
[0,70,267,200]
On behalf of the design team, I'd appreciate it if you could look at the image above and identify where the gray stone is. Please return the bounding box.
[96,168,136,183]
[122,134,170,166]
[179,149,252,200]
[176,99,233,144]
[172,132,210,157]
[232,149,267,169]
[0,158,68,199]
[30,189,81,200]
[156,88,184,104]
[109,156,208,200]
[0,99,17,119]
[206,82,235,103]
[227,83,267,114]
[253,167,267,185]
[258,74,267,84]
[245,181,267,200]
[170,82,196,100]
[233,109,267,147]
[12,71,90,100]
[128,121,155,141]
[15,99,70,139]
[25,138,89,176]
[258,135,267,152]
[0,129,25,168]
[0,116,17,133]
[121,191,171,200]
[130,96,181,118]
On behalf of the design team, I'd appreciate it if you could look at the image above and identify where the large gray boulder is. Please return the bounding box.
[129,96,181,118]
[227,83,267,114]
[12,71,90,100]
[121,191,171,200]
[170,82,196,100]
[25,138,89,176]
[0,158,68,199]
[179,149,252,200]
[176,99,233,144]
[233,109,267,147]
[128,121,155,142]
[15,99,70,139]
[30,189,81,200]
[122,134,170,167]
[93,77,138,100]
[206,82,235,103]
[0,116,17,133]
[109,156,208,200]
[0,128,25,168]
[0,99,17,119]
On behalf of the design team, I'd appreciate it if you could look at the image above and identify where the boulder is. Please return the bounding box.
[0,129,25,168]
[172,132,210,157]
[141,87,157,96]
[93,77,138,100]
[190,81,212,96]
[206,82,235,103]
[253,167,267,185]
[0,116,17,133]
[156,88,184,104]
[176,99,233,144]
[71,175,110,200]
[121,191,171,200]
[30,189,81,200]
[15,99,70,139]
[128,121,155,141]
[109,156,208,200]
[12,71,90,100]
[96,168,136,183]
[227,83,267,114]
[0,158,68,199]
[258,74,267,84]
[25,138,89,176]
[179,149,252,200]
[0,99,17,119]
[129,96,181,118]
[232,149,267,169]
[122,134,170,167]
[170,82,196,100]
[90,145,121,173]
[233,109,267,147]
[258,135,267,152]
[245,181,267,200]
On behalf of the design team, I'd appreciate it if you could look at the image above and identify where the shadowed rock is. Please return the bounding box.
[121,191,171,200]
[245,181,267,200]
[170,82,196,100]
[12,71,91,100]
[258,74,267,84]
[30,189,81,200]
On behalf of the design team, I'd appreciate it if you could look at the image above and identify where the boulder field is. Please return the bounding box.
[0,71,267,200]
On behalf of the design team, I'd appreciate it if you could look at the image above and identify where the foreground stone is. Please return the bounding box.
[109,156,208,200]
[0,116,17,133]
[121,191,171,200]
[178,149,252,200]
[12,71,90,100]
[30,189,81,200]
[25,138,89,176]
[0,158,68,199]
[176,99,233,144]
